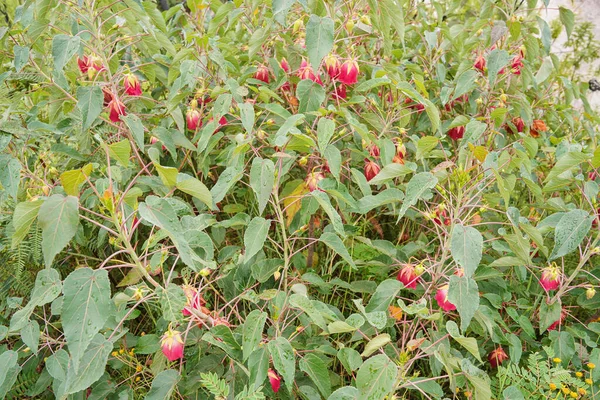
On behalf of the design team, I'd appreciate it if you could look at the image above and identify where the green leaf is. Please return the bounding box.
[64,334,112,395]
[487,49,510,86]
[175,173,212,208]
[146,369,181,400]
[250,157,275,215]
[361,333,391,357]
[549,209,593,260]
[299,354,332,398]
[320,232,356,268]
[289,294,328,331]
[273,0,295,24]
[305,15,334,71]
[397,172,437,221]
[13,45,29,73]
[239,102,255,134]
[447,276,479,332]
[365,279,403,313]
[11,199,43,247]
[251,259,283,283]
[0,155,20,200]
[31,268,62,306]
[355,188,403,214]
[559,6,575,38]
[243,310,267,361]
[249,348,269,390]
[60,163,93,196]
[462,120,487,145]
[535,57,553,84]
[312,191,345,237]
[21,320,40,354]
[329,386,359,400]
[0,351,20,398]
[446,321,482,362]
[149,148,178,188]
[157,283,187,323]
[108,140,131,167]
[368,163,414,185]
[416,136,439,159]
[453,70,478,100]
[503,386,525,400]
[337,348,363,374]
[211,165,244,204]
[122,114,145,150]
[325,145,341,180]
[62,268,111,370]
[317,118,335,155]
[38,194,79,267]
[355,77,391,93]
[244,217,270,262]
[297,79,326,115]
[450,224,483,277]
[268,337,295,392]
[52,34,80,71]
[77,86,103,132]
[356,354,397,400]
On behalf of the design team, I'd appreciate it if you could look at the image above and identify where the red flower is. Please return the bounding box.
[547,308,567,331]
[324,55,341,79]
[268,369,281,393]
[364,160,380,181]
[511,55,524,75]
[474,55,486,72]
[540,266,561,292]
[298,60,323,85]
[108,98,126,122]
[435,285,456,312]
[77,56,90,73]
[447,126,465,141]
[404,98,425,114]
[161,328,184,361]
[396,264,422,289]
[368,144,380,158]
[186,108,201,131]
[255,65,270,84]
[123,73,142,96]
[305,172,325,192]
[332,85,347,100]
[488,347,508,368]
[530,119,547,138]
[182,285,205,316]
[102,89,113,107]
[338,59,359,85]
[280,58,290,73]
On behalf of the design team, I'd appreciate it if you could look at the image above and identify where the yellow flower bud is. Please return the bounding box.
[586,378,593,385]
[553,357,562,363]
[576,372,583,378]
[588,363,596,369]
[549,383,557,390]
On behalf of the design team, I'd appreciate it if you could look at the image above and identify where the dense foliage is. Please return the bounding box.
[2,0,600,399]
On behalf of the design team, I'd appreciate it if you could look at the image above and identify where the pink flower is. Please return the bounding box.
[305,172,325,192]
[186,108,201,131]
[77,56,90,73]
[268,369,281,393]
[540,266,561,292]
[511,55,524,75]
[161,329,184,361]
[474,55,486,72]
[255,65,270,84]
[324,55,341,79]
[364,159,380,181]
[123,73,142,96]
[332,85,347,100]
[298,60,323,85]
[435,285,456,312]
[338,59,359,85]
[280,58,290,73]
[488,347,508,368]
[368,144,380,158]
[396,264,422,289]
[108,98,126,122]
[182,285,205,316]
[447,126,465,141]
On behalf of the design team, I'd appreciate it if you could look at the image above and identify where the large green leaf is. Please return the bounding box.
[299,354,332,398]
[0,350,20,399]
[11,199,43,247]
[244,217,270,262]
[450,224,483,277]
[549,209,593,260]
[62,268,111,370]
[77,86,103,132]
[312,191,345,237]
[447,275,479,332]
[305,15,334,71]
[0,155,20,200]
[250,157,275,215]
[268,337,295,392]
[175,173,212,208]
[64,334,112,395]
[297,79,326,115]
[320,232,356,269]
[145,369,180,400]
[356,354,397,400]
[486,49,510,86]
[38,194,79,267]
[52,34,80,70]
[243,310,267,361]
[157,283,187,323]
[317,118,335,155]
[249,348,269,390]
[397,172,437,221]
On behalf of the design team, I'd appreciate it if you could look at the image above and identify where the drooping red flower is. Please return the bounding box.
[77,56,90,73]
[268,369,281,393]
[404,98,425,114]
[368,144,380,158]
[254,65,270,84]
[102,88,113,107]
[298,60,323,85]
[435,285,456,312]
[506,117,525,135]
[530,119,547,138]
[396,264,422,289]
[488,347,508,368]
[338,59,359,85]
[364,159,380,182]
[540,266,561,292]
[305,172,325,192]
[447,126,465,141]
[332,84,347,100]
[123,73,142,96]
[161,328,184,361]
[474,55,486,72]
[280,58,290,73]
[182,285,205,316]
[186,108,201,131]
[511,55,524,75]
[108,98,126,122]
[324,55,341,79]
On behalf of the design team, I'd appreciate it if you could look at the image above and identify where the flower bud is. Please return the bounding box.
[474,54,486,72]
[199,268,211,277]
[298,60,323,85]
[77,56,90,74]
[435,285,456,312]
[447,126,465,141]
[292,18,304,34]
[160,328,184,361]
[305,171,325,192]
[332,84,347,100]
[108,98,126,122]
[268,369,281,393]
[539,266,561,292]
[280,58,290,73]
[254,65,270,84]
[338,59,359,85]
[123,73,142,96]
[324,55,341,79]
[530,119,547,138]
[364,159,380,181]
[396,264,421,289]
[587,287,596,299]
[186,108,201,131]
[488,347,508,368]
[345,19,355,32]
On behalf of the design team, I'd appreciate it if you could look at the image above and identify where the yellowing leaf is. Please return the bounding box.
[468,143,488,162]
[388,305,403,321]
[60,164,93,196]
[283,182,308,226]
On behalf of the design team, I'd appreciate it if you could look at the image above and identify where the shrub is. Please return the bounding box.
[1,0,600,399]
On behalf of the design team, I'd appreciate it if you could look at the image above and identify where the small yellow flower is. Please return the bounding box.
[549,383,557,390]
[578,388,587,395]
[136,365,142,372]
[576,372,583,378]
[129,349,135,356]
[553,357,562,363]
[135,376,141,382]
[588,362,596,369]
[562,387,571,395]
[586,378,593,385]
[141,332,145,336]
[111,351,118,357]
[119,348,125,354]
[570,392,578,398]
